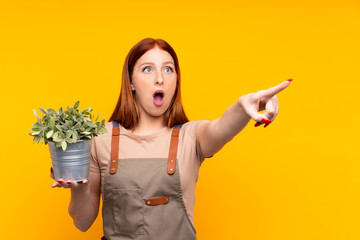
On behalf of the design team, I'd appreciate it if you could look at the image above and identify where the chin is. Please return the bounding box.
[151,108,168,118]
[154,110,167,117]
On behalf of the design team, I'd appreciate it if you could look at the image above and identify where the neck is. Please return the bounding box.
[131,115,167,135]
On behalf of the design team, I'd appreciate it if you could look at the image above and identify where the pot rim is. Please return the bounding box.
[48,138,91,143]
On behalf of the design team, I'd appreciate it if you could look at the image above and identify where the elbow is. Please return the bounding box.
[70,211,96,232]
[69,206,97,232]
[74,221,92,232]
[78,227,90,233]
[77,226,88,232]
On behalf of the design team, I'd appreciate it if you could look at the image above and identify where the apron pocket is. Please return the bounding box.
[112,188,145,235]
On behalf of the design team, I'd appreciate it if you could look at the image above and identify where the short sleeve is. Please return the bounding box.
[89,138,101,173]
[195,138,205,164]
[193,120,214,165]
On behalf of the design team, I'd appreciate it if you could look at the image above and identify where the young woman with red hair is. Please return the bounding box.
[51,38,292,240]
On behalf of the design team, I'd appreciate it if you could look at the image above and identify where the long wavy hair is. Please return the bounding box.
[108,38,189,130]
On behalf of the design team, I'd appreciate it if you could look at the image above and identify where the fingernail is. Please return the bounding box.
[50,167,53,173]
[287,79,293,82]
[51,185,56,188]
[66,181,72,185]
[254,122,263,127]
[57,180,63,184]
[264,122,271,128]
[261,118,271,124]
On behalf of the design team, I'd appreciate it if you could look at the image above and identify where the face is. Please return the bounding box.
[131,45,177,120]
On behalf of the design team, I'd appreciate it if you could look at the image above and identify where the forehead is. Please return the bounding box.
[137,46,174,65]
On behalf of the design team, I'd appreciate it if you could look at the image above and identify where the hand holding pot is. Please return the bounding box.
[50,167,88,189]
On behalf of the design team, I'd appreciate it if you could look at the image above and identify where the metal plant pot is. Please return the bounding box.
[48,139,91,182]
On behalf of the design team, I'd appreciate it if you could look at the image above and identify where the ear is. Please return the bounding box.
[130,82,135,91]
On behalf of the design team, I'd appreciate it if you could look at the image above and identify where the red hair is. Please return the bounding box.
[108,38,189,130]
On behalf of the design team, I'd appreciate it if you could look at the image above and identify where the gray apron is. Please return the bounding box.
[101,120,197,240]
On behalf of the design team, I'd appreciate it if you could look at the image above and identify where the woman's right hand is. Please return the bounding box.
[50,167,88,189]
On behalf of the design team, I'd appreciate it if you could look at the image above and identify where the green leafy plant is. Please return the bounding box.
[29,101,107,151]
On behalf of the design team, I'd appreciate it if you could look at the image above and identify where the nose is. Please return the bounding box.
[155,72,164,85]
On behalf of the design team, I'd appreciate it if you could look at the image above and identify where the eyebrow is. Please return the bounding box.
[139,61,175,67]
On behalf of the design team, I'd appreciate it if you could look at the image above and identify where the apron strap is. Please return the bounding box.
[110,121,183,175]
[167,124,183,175]
[109,120,120,174]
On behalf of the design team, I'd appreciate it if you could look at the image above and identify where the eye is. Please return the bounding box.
[142,66,151,73]
[165,67,174,73]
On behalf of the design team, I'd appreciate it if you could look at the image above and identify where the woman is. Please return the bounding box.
[50,38,292,240]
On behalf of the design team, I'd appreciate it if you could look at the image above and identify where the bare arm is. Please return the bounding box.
[68,171,101,232]
[198,80,292,158]
[51,170,101,232]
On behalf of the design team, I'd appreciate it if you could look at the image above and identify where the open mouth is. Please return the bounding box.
[153,90,164,106]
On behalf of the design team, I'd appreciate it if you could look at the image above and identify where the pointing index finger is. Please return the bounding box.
[262,79,292,98]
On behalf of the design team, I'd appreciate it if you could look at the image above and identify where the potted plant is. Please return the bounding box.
[29,101,107,182]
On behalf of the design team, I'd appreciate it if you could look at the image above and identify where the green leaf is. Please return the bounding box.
[74,101,80,109]
[65,120,73,128]
[58,131,65,139]
[49,118,55,130]
[73,122,81,130]
[87,122,97,128]
[39,107,47,114]
[85,106,92,113]
[52,132,61,142]
[46,130,54,138]
[55,125,63,131]
[66,138,75,143]
[82,131,91,135]
[98,127,107,134]
[31,131,41,136]
[95,113,99,122]
[83,117,91,122]
[48,109,56,114]
[72,131,78,142]
[66,130,72,139]
[33,109,39,119]
[61,141,67,151]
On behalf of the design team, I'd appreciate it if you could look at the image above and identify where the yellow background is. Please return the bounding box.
[1,0,359,239]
